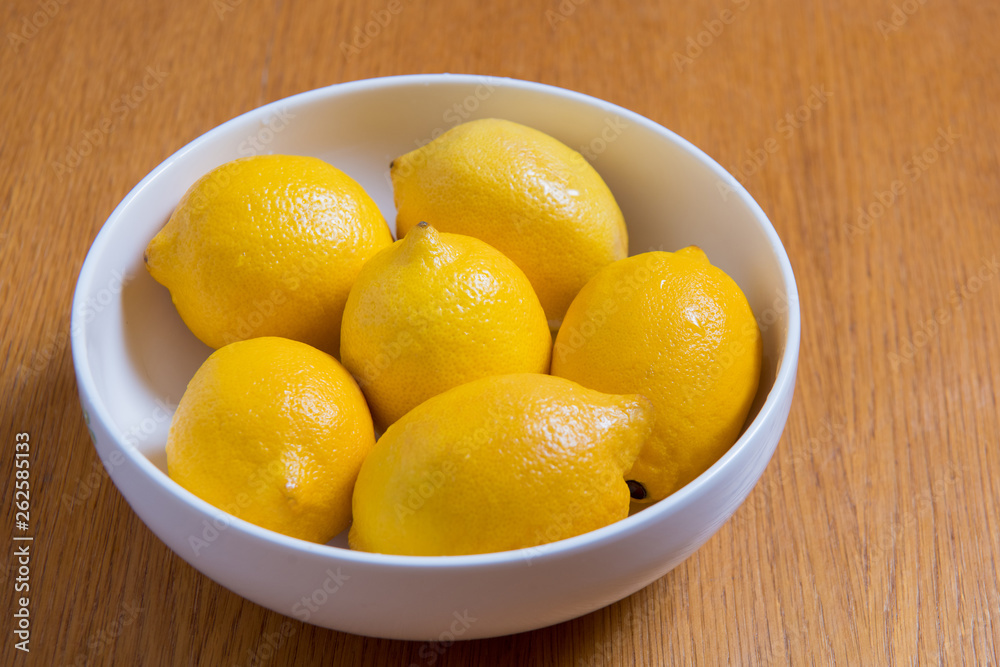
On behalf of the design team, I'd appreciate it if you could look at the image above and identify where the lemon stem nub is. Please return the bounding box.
[417,221,429,229]
[626,480,647,500]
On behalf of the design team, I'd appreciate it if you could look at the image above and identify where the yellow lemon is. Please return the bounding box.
[349,374,652,556]
[166,337,376,543]
[390,118,627,328]
[551,247,762,503]
[340,222,551,433]
[145,155,393,356]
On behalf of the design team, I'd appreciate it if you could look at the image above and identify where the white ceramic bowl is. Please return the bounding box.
[72,74,799,640]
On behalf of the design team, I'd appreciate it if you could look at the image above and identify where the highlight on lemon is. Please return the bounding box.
[153,120,765,556]
[552,247,762,503]
[166,337,376,544]
[390,117,627,328]
[144,154,392,356]
[340,221,551,432]
[349,373,653,556]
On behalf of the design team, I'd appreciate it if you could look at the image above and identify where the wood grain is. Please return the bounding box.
[2,0,998,664]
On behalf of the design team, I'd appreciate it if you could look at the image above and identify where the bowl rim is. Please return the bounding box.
[71,72,801,570]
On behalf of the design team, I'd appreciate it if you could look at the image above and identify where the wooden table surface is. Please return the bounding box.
[3,0,998,664]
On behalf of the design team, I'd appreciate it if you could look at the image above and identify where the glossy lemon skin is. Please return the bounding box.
[340,223,552,433]
[391,118,627,328]
[551,247,762,502]
[349,373,653,556]
[144,155,393,356]
[166,337,376,544]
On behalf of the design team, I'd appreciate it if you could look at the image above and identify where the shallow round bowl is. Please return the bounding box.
[71,74,800,640]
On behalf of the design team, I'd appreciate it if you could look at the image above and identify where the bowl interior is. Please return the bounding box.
[74,74,796,551]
